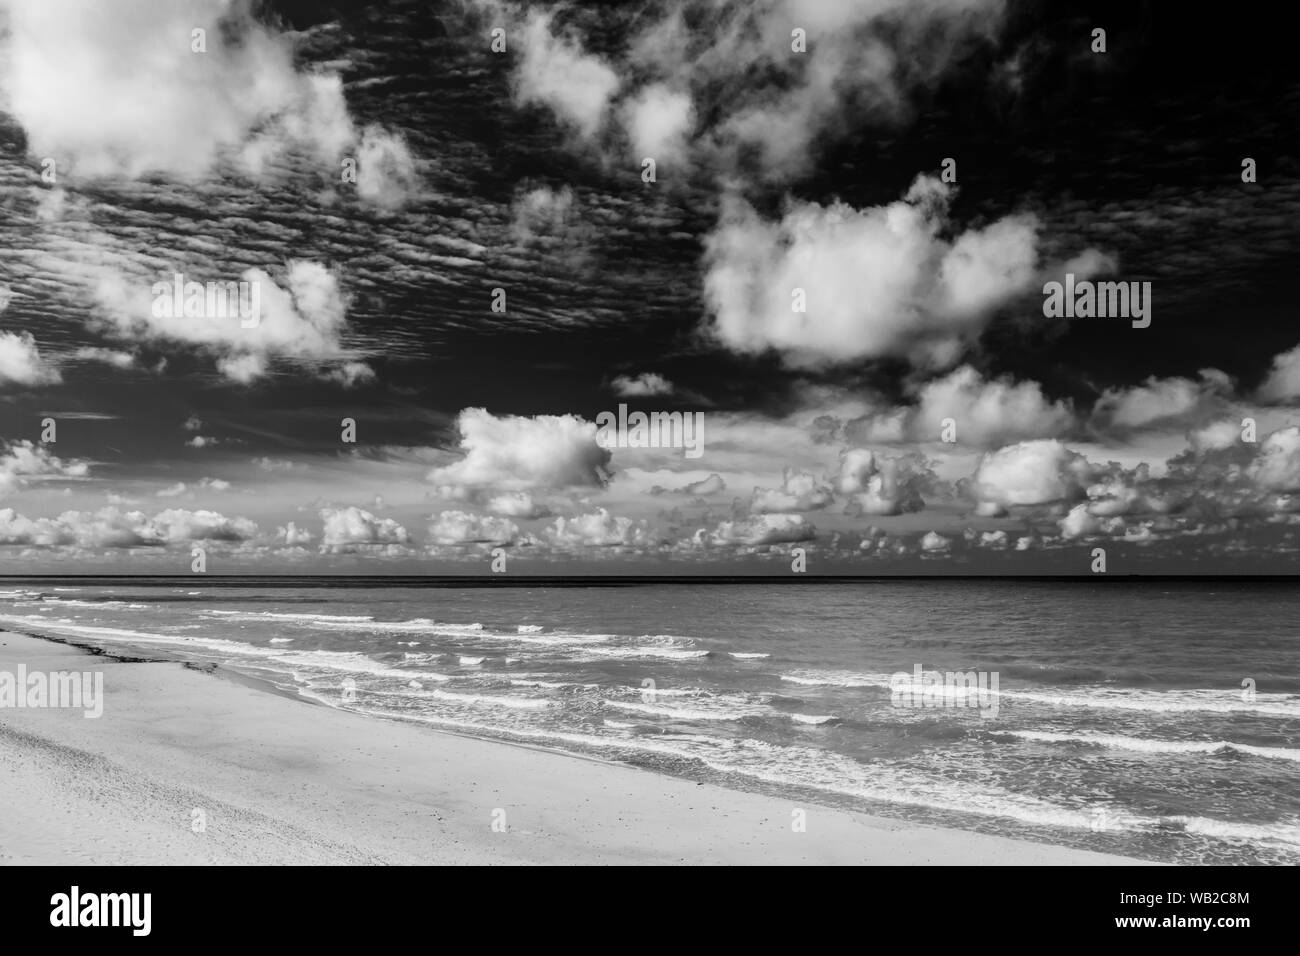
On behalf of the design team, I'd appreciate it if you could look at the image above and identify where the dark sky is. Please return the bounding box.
[0,0,1298,573]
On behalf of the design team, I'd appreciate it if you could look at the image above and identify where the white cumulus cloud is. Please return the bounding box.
[702,177,1040,369]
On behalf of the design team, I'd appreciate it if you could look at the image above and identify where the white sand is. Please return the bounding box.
[0,631,1155,865]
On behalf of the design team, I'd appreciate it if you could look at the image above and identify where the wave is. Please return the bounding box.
[508,677,600,690]
[507,631,614,646]
[285,675,1300,855]
[780,670,893,688]
[1168,815,1300,847]
[1003,687,1300,718]
[996,730,1300,763]
[790,714,839,725]
[285,617,487,636]
[203,610,376,623]
[583,647,712,661]
[778,668,1300,718]
[0,616,285,659]
[271,649,454,683]
[335,684,553,711]
[603,697,766,722]
[38,598,152,610]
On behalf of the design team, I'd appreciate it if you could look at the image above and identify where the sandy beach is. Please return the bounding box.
[0,630,1154,865]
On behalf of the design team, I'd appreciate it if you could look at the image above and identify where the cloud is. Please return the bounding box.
[652,473,726,496]
[0,331,61,387]
[93,260,354,383]
[919,530,951,552]
[428,510,520,546]
[702,177,1040,369]
[0,441,89,497]
[611,372,674,397]
[621,83,694,162]
[429,408,611,493]
[1188,418,1245,454]
[801,366,1079,450]
[327,361,377,388]
[318,506,410,553]
[483,491,553,520]
[0,509,74,546]
[0,506,257,548]
[970,440,1094,508]
[703,513,816,546]
[71,347,136,369]
[702,0,1007,178]
[1256,343,1300,405]
[510,184,581,242]
[151,508,257,543]
[216,354,266,384]
[750,469,834,513]
[544,509,651,548]
[1248,427,1300,493]
[909,365,1075,446]
[354,125,421,210]
[1090,370,1232,434]
[1080,466,1182,518]
[253,457,298,472]
[512,0,1009,180]
[1058,504,1123,540]
[514,10,620,140]
[0,0,359,180]
[278,521,314,546]
[836,448,935,515]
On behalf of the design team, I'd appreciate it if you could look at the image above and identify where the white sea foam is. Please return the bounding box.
[508,678,577,689]
[583,647,711,661]
[288,617,486,636]
[203,610,375,623]
[999,730,1300,763]
[780,670,893,688]
[1003,686,1300,719]
[603,697,766,722]
[1168,816,1300,847]
[0,617,281,659]
[271,649,453,682]
[364,685,553,711]
[790,714,839,725]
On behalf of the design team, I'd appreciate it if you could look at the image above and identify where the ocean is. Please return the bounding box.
[2,579,1297,865]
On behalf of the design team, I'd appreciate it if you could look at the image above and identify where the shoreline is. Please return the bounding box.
[0,628,1157,865]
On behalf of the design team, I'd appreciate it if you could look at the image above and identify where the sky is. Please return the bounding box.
[0,0,1298,574]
